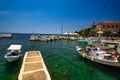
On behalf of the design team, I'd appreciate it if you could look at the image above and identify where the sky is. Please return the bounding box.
[0,0,120,34]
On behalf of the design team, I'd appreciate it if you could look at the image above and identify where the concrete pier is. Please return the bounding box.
[18,51,51,80]
[0,34,12,38]
[30,35,58,41]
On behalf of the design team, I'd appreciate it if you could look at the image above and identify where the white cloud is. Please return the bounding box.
[0,11,9,15]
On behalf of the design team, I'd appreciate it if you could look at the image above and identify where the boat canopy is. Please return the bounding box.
[77,39,92,43]
[7,44,22,50]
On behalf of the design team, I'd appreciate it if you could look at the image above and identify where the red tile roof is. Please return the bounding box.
[101,21,120,24]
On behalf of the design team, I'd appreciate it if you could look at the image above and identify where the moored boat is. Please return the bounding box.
[4,44,22,62]
[76,45,120,67]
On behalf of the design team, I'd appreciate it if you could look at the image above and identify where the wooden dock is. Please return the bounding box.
[18,51,51,80]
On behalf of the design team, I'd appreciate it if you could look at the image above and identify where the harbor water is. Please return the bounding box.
[0,33,120,80]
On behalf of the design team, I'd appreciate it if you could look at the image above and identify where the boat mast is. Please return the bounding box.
[99,27,100,37]
[32,30,34,36]
[61,24,63,36]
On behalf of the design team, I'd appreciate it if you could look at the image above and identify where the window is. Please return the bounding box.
[112,25,114,28]
[103,25,105,28]
[116,25,118,28]
[107,25,109,28]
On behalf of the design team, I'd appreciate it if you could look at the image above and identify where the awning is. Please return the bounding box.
[64,32,72,35]
[77,39,92,42]
[7,44,22,50]
[112,32,117,34]
[64,32,79,35]
[97,31,103,34]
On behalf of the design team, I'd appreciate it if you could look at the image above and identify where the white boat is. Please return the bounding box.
[101,39,120,44]
[4,44,22,62]
[100,41,120,54]
[76,46,120,67]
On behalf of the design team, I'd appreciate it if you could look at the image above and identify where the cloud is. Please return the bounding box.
[0,11,9,15]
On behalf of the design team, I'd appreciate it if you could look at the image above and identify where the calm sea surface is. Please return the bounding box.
[0,33,120,80]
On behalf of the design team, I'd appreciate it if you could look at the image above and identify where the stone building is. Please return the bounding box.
[94,21,120,36]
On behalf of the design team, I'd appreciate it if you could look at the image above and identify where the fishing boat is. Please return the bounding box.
[101,39,120,45]
[76,45,120,67]
[76,38,120,67]
[100,41,120,54]
[4,44,22,62]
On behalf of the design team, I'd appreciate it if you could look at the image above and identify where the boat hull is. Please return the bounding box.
[4,54,20,62]
[77,51,120,67]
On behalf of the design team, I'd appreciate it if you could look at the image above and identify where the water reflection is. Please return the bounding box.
[4,58,22,74]
[78,55,120,80]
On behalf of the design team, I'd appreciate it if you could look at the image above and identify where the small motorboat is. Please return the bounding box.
[76,45,120,67]
[4,44,22,62]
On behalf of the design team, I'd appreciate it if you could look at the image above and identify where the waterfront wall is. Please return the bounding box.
[0,34,12,38]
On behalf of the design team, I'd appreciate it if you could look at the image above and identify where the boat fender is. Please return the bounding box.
[82,54,85,58]
[76,48,82,51]
[91,57,94,61]
[97,48,100,51]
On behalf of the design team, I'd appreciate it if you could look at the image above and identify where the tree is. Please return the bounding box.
[89,28,97,36]
[75,28,96,37]
[103,30,113,37]
[74,31,78,33]
[75,29,84,36]
[83,28,96,37]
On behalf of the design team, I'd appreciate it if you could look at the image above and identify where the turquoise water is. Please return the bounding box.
[0,33,120,80]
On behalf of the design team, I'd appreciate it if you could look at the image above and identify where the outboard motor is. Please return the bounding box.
[86,47,91,53]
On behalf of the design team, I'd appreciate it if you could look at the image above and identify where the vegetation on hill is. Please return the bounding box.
[75,27,113,37]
